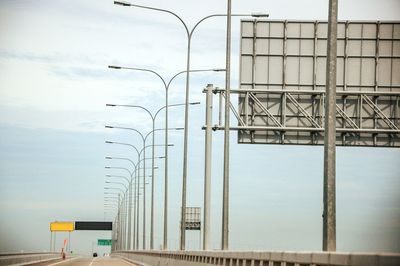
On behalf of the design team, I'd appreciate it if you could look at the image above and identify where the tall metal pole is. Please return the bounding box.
[136,160,140,249]
[53,232,56,251]
[222,0,231,250]
[203,84,213,250]
[117,195,121,250]
[323,0,338,252]
[180,38,191,251]
[128,181,132,249]
[133,170,137,250]
[122,196,126,249]
[163,89,169,250]
[150,120,156,249]
[143,145,146,249]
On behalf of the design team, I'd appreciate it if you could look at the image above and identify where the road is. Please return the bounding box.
[30,257,138,266]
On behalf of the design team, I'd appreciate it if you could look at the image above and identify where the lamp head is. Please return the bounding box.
[251,13,269,18]
[108,65,122,69]
[114,1,131,7]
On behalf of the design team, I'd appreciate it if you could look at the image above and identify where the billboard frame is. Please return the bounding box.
[236,19,400,147]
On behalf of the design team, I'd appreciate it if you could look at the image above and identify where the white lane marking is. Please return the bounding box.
[88,258,95,266]
[119,258,138,265]
[47,257,80,266]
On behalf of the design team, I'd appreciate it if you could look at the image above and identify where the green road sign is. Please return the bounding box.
[97,239,112,246]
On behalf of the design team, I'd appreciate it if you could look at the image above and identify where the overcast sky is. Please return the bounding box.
[0,0,399,255]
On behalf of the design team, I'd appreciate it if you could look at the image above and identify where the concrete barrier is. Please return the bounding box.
[112,250,400,266]
[0,252,61,266]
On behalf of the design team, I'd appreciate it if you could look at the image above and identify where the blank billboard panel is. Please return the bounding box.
[75,221,112,231]
[50,222,74,232]
[238,20,400,147]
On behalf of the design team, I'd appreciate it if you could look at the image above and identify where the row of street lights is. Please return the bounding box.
[105,0,268,251]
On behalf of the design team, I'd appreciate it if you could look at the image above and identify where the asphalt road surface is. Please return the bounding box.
[30,257,138,266]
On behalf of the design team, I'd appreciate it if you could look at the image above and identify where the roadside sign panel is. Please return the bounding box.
[238,20,400,147]
[50,222,74,232]
[75,221,112,231]
[185,207,201,230]
[97,239,112,246]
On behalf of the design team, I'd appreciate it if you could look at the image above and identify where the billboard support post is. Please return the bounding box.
[323,0,338,252]
[50,232,52,252]
[203,84,213,250]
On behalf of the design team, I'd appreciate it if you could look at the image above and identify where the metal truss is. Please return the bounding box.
[210,88,399,147]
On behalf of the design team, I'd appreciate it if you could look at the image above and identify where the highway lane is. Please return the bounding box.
[30,257,138,266]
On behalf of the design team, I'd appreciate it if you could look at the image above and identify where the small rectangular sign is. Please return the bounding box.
[98,239,112,246]
[185,207,201,231]
[75,221,112,231]
[50,222,74,232]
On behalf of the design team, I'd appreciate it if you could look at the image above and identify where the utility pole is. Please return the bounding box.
[222,0,231,250]
[203,84,213,250]
[323,0,338,252]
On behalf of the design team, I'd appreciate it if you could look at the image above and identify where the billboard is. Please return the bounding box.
[75,221,112,231]
[238,20,400,146]
[50,222,74,232]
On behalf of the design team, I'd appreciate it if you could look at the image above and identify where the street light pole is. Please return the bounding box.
[106,142,140,249]
[107,103,193,249]
[106,126,182,249]
[106,126,147,249]
[323,0,338,252]
[108,65,225,250]
[105,166,133,249]
[105,188,128,249]
[106,141,173,249]
[105,192,123,250]
[222,0,231,251]
[105,157,137,250]
[114,0,268,250]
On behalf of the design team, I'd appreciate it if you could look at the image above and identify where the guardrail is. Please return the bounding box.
[113,250,400,266]
[0,252,61,266]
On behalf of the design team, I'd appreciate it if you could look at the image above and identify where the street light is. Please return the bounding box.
[105,186,129,249]
[114,0,268,250]
[108,68,221,250]
[106,125,183,249]
[106,181,129,191]
[104,189,126,250]
[106,102,198,249]
[106,141,173,249]
[105,158,137,250]
[105,165,139,250]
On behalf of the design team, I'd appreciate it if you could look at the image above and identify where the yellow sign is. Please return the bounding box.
[50,222,74,232]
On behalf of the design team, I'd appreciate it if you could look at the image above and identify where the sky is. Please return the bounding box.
[0,0,399,255]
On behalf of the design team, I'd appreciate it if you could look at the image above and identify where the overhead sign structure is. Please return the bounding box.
[184,207,201,230]
[97,239,112,246]
[50,222,74,232]
[238,20,400,147]
[75,221,112,231]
